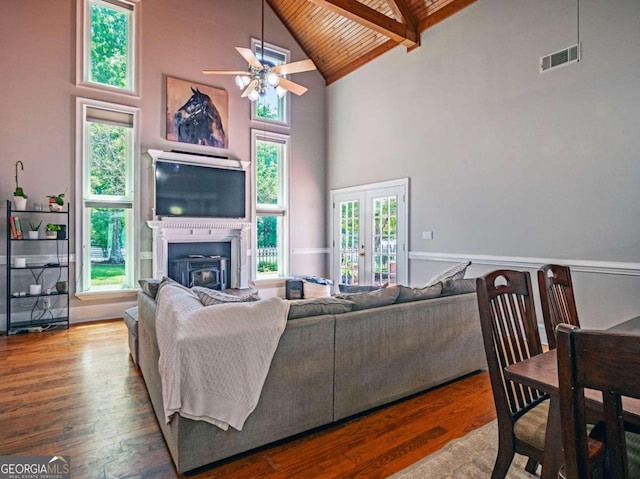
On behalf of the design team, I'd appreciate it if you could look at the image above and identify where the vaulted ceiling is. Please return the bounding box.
[266,0,477,84]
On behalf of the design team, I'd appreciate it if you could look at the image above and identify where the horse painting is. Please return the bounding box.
[166,77,229,149]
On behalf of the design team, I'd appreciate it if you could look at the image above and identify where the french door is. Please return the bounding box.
[331,179,408,287]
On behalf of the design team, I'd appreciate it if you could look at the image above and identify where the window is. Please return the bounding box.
[251,39,289,125]
[252,130,289,278]
[78,0,139,95]
[76,98,139,294]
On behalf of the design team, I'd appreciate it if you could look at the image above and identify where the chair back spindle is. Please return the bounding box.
[538,264,579,350]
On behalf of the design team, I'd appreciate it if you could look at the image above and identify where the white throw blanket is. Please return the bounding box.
[155,284,290,431]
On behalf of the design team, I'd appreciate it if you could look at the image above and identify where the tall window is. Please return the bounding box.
[79,0,138,94]
[251,39,289,125]
[252,130,289,278]
[77,99,139,294]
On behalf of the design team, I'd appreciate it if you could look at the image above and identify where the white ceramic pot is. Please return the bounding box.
[28,230,39,239]
[13,196,27,211]
[13,257,26,268]
[29,284,42,296]
[49,202,63,212]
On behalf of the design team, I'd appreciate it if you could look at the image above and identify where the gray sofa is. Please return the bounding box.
[137,286,485,473]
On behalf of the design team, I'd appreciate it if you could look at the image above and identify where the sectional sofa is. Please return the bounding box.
[137,281,486,473]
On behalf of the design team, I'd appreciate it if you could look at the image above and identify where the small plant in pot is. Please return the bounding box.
[28,220,42,240]
[46,223,60,239]
[12,161,28,211]
[47,193,65,212]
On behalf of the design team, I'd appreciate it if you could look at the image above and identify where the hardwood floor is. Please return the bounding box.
[0,320,496,478]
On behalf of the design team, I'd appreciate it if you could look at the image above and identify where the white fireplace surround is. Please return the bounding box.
[147,219,252,289]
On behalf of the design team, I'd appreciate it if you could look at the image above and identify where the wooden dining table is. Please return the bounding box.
[504,315,640,479]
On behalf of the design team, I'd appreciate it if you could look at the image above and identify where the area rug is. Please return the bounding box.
[389,421,538,479]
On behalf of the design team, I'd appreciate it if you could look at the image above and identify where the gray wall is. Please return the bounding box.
[0,0,326,328]
[327,0,640,331]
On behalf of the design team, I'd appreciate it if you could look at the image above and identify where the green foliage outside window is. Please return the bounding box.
[256,103,277,120]
[256,141,279,205]
[90,2,129,89]
[88,122,129,285]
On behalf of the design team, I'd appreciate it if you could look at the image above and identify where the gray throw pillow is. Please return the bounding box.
[220,287,260,298]
[338,283,387,293]
[395,283,443,304]
[425,261,472,287]
[288,297,355,320]
[158,276,197,297]
[193,286,261,306]
[138,278,162,299]
[335,286,400,311]
[441,278,477,296]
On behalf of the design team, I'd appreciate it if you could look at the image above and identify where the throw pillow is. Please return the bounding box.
[220,287,260,298]
[334,286,400,311]
[138,278,162,299]
[424,261,472,287]
[287,297,355,320]
[158,276,198,298]
[192,286,261,306]
[338,282,388,293]
[441,278,477,296]
[395,283,443,304]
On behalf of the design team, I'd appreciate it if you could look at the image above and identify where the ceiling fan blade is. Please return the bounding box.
[241,79,258,97]
[235,47,263,69]
[202,70,249,75]
[278,78,308,96]
[273,59,317,75]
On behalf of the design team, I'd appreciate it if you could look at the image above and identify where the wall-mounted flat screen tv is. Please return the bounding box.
[155,160,246,218]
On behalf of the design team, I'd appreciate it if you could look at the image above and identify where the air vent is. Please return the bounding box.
[540,43,580,73]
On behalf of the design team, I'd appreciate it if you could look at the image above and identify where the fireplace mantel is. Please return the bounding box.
[147,219,252,288]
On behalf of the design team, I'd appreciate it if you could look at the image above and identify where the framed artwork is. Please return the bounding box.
[166,76,229,149]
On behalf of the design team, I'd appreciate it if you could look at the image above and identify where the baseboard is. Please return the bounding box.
[409,251,640,276]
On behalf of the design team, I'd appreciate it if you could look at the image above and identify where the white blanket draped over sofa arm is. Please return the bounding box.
[155,284,290,431]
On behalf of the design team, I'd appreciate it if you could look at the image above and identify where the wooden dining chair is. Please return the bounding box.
[537,264,580,350]
[557,324,640,479]
[476,270,549,479]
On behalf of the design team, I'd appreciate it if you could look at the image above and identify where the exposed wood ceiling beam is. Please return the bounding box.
[306,0,419,49]
[386,0,416,28]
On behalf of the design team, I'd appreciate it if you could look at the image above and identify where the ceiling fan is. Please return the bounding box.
[202,0,316,102]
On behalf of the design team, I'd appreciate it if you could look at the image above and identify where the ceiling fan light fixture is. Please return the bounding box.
[248,89,260,102]
[202,0,316,101]
[235,75,251,89]
[266,71,280,87]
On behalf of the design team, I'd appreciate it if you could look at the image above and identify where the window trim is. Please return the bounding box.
[76,0,141,98]
[75,97,141,295]
[250,39,291,127]
[251,129,290,279]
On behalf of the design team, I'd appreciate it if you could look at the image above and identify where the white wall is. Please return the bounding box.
[0,0,327,328]
[327,0,640,330]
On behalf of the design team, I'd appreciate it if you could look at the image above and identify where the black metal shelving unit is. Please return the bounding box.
[6,200,70,334]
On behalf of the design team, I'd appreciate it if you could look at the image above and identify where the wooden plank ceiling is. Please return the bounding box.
[266,0,477,84]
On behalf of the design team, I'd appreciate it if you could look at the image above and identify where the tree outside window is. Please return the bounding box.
[81,0,137,93]
[78,100,138,293]
[253,131,288,277]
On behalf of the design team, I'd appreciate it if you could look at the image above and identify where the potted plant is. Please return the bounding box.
[46,223,60,239]
[47,193,65,212]
[28,220,42,240]
[13,161,27,211]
